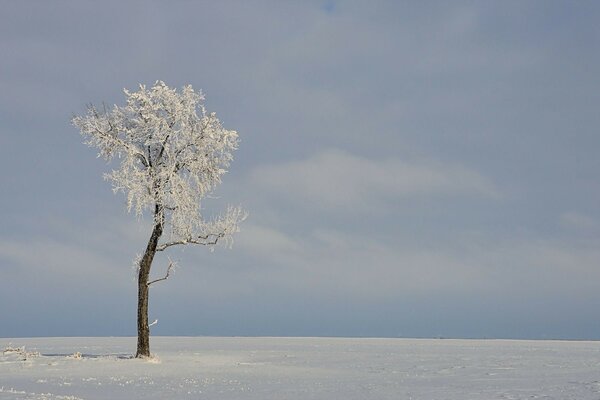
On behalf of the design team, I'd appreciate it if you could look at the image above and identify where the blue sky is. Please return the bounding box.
[1,1,599,339]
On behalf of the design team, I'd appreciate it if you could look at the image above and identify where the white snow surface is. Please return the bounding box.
[1,337,599,399]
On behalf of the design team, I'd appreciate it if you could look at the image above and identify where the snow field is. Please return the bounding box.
[1,337,599,399]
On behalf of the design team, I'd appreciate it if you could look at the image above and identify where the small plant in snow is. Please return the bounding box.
[2,345,24,354]
[67,352,83,360]
[2,345,40,361]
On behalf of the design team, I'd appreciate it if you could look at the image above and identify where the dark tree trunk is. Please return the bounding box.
[135,206,164,358]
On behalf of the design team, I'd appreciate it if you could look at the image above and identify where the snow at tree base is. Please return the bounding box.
[1,337,600,399]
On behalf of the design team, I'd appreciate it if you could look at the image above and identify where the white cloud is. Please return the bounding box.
[236,223,302,259]
[249,149,499,213]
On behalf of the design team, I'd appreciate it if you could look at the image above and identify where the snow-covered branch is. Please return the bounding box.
[156,233,223,252]
[72,81,245,234]
[157,205,247,251]
[147,261,175,286]
[72,105,149,166]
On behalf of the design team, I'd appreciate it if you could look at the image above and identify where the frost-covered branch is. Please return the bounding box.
[156,233,224,252]
[147,261,175,286]
[72,81,244,227]
[72,105,149,166]
[156,206,247,251]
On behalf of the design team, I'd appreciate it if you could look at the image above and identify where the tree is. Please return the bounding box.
[72,81,245,358]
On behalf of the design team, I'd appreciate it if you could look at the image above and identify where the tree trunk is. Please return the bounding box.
[135,206,164,358]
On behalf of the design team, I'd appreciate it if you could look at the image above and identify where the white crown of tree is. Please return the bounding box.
[73,81,245,249]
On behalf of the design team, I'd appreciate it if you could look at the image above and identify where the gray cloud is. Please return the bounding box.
[1,1,600,339]
[559,211,598,232]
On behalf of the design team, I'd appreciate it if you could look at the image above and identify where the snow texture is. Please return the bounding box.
[1,337,599,399]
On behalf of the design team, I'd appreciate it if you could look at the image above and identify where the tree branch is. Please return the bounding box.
[147,261,174,286]
[80,106,150,167]
[156,232,224,252]
[156,133,171,165]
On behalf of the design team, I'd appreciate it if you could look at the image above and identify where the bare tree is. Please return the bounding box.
[72,81,245,358]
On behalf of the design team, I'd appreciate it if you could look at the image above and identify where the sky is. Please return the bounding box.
[1,1,599,340]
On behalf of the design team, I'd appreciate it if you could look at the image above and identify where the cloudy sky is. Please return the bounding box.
[1,1,599,340]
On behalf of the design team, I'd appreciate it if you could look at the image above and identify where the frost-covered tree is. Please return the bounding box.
[72,81,245,358]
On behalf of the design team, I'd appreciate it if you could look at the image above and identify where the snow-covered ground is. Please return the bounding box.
[1,337,599,399]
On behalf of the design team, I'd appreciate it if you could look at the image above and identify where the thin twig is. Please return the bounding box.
[147,261,175,286]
